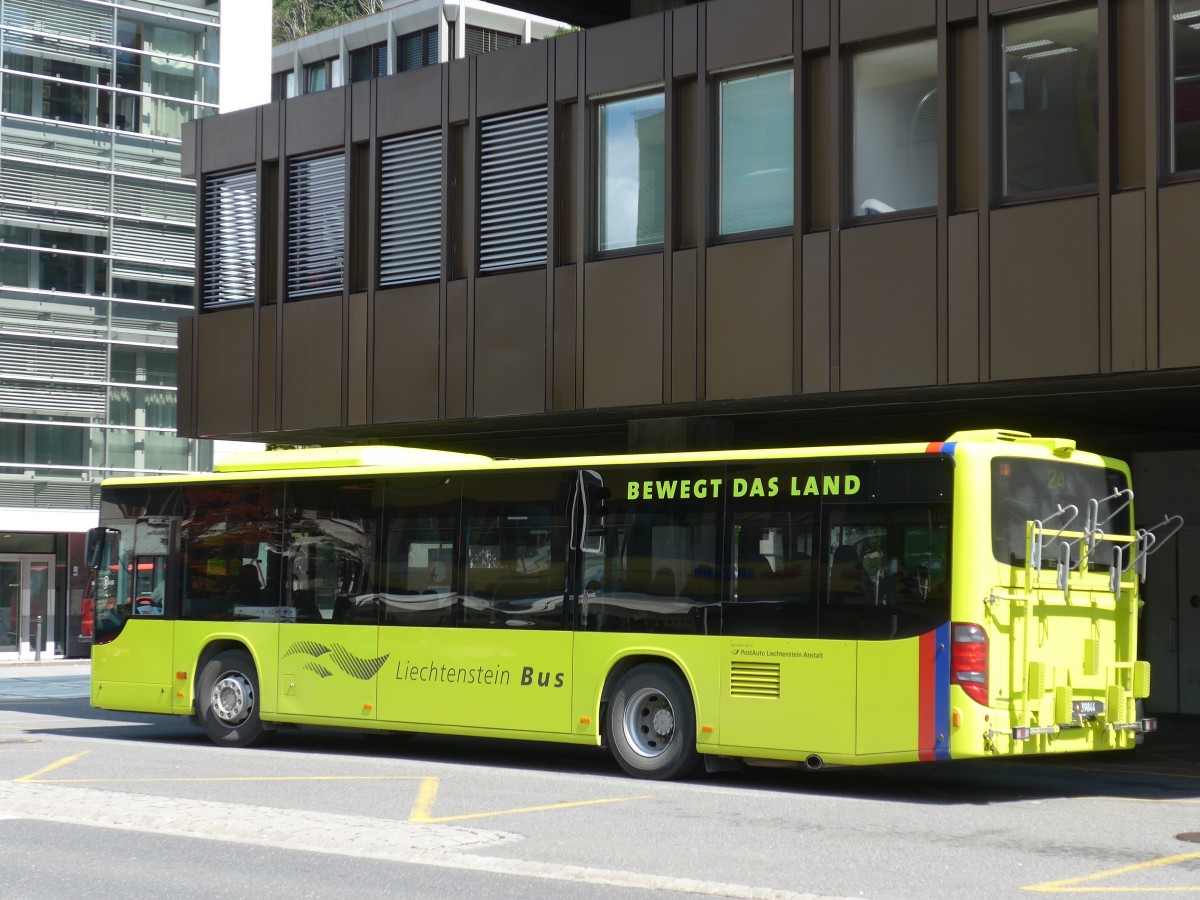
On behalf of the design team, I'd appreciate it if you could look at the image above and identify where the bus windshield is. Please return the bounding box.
[991,457,1130,567]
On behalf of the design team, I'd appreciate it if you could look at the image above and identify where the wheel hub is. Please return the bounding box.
[211,672,254,725]
[623,687,676,758]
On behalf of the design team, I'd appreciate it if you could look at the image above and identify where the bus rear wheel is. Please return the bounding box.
[198,649,266,748]
[608,664,699,780]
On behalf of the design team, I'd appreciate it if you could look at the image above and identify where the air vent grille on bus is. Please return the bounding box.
[730,661,781,698]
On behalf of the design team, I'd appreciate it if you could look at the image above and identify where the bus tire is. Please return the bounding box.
[198,649,266,748]
[608,663,699,780]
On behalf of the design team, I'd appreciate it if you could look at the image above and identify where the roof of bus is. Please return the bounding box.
[99,429,1116,488]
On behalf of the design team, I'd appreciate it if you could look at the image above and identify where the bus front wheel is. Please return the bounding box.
[608,664,699,780]
[198,649,266,748]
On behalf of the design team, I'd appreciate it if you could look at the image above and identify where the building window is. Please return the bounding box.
[1171,1,1200,172]
[1002,8,1099,197]
[287,152,345,299]
[203,168,257,308]
[718,68,794,236]
[271,70,296,100]
[851,39,937,217]
[597,92,665,253]
[350,42,388,83]
[305,57,342,93]
[479,108,548,273]
[465,26,520,56]
[379,130,442,287]
[398,27,438,72]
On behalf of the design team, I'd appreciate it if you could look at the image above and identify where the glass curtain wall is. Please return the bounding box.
[0,0,218,509]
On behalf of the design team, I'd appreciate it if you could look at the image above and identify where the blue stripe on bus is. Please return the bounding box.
[934,620,952,760]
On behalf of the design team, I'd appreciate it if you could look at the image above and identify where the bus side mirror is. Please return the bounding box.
[85,527,119,569]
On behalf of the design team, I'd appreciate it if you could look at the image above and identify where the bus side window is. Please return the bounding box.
[461,471,573,630]
[584,465,722,636]
[283,479,378,625]
[181,483,284,622]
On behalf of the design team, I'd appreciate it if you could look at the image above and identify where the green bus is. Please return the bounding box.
[86,431,1175,779]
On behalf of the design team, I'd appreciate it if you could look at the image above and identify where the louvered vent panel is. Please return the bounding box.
[0,379,105,415]
[35,481,97,509]
[203,168,256,307]
[116,179,195,223]
[0,164,109,212]
[729,661,781,698]
[114,222,194,267]
[4,0,113,62]
[0,337,105,380]
[0,481,36,506]
[287,153,344,299]
[479,108,547,273]
[110,261,193,283]
[379,130,441,287]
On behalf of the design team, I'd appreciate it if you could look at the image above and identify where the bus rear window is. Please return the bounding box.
[991,458,1129,567]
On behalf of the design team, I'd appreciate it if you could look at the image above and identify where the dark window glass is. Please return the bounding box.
[350,42,387,82]
[271,70,294,100]
[991,457,1129,569]
[1171,0,1200,172]
[282,480,379,625]
[816,457,953,641]
[380,474,462,627]
[398,27,438,72]
[581,465,722,635]
[462,471,572,630]
[724,462,820,638]
[1002,8,1099,196]
[465,25,520,56]
[181,483,284,621]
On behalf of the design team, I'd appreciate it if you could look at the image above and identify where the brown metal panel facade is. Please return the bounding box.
[1110,191,1146,373]
[281,296,343,431]
[706,0,791,71]
[180,0,1200,458]
[840,0,936,46]
[1158,183,1200,370]
[705,237,794,401]
[839,219,938,392]
[583,254,665,409]
[989,198,1100,381]
[373,285,441,423]
[474,270,547,417]
[196,307,254,437]
[947,213,980,384]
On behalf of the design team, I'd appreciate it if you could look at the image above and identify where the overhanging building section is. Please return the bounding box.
[182,0,1200,458]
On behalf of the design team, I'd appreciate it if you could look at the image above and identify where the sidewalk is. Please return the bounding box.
[0,659,91,678]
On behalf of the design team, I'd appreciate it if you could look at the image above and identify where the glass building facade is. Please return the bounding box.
[0,0,261,658]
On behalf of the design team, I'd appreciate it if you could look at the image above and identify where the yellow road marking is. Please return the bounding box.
[16,751,89,783]
[408,775,651,823]
[1023,850,1200,893]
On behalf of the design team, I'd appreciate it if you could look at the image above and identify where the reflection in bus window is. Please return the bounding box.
[181,483,284,622]
[462,472,571,630]
[821,505,950,641]
[583,466,721,635]
[283,480,378,625]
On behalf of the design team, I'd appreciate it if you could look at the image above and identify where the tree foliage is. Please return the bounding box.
[273,0,384,44]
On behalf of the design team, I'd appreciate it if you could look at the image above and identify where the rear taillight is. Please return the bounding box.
[951,622,989,705]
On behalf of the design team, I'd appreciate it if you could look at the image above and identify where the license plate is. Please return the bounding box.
[1071,700,1104,720]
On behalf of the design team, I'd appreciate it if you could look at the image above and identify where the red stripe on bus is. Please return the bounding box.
[925,442,944,454]
[918,630,936,761]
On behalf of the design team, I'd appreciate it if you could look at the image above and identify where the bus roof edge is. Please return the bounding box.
[213,445,494,473]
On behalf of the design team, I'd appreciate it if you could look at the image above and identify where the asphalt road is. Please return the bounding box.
[1,665,1198,899]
